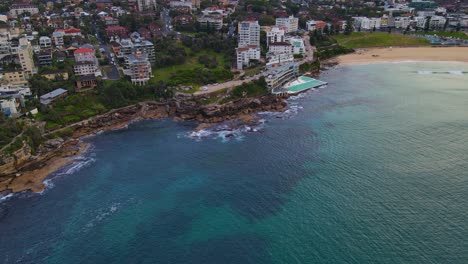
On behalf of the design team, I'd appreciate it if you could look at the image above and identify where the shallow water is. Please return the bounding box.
[1,62,468,264]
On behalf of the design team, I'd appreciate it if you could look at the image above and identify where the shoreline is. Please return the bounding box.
[335,47,468,66]
[3,46,467,198]
[0,95,288,195]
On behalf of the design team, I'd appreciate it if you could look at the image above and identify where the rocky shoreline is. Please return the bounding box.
[0,94,288,194]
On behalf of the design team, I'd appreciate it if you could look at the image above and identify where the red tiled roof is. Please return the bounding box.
[74,48,94,54]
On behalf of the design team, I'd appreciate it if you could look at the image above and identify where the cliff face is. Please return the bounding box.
[177,95,287,123]
[0,95,287,193]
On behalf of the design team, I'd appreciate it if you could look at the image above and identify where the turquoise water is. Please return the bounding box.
[1,62,468,263]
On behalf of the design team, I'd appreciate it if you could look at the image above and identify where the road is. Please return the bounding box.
[194,34,315,95]
[161,8,174,36]
[93,23,120,80]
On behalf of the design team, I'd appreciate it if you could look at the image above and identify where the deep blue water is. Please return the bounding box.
[1,62,468,263]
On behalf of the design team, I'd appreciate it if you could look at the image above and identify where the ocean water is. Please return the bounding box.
[1,62,468,264]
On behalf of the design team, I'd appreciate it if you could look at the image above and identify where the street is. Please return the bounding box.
[94,25,120,80]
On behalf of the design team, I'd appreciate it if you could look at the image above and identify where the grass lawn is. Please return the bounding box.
[413,31,468,40]
[244,66,263,77]
[150,50,229,87]
[333,32,430,49]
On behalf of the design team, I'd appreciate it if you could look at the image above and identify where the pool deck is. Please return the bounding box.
[273,76,328,95]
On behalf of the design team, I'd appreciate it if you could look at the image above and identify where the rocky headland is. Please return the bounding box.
[0,94,288,194]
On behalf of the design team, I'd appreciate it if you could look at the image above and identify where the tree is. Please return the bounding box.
[344,18,353,35]
[424,16,431,32]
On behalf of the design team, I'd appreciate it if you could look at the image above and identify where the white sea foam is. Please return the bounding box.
[83,202,121,231]
[448,71,463,75]
[418,71,433,74]
[0,193,14,204]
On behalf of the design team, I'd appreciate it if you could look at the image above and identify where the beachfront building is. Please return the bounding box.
[353,17,381,30]
[266,53,294,67]
[264,63,299,92]
[128,52,152,86]
[275,16,299,33]
[236,45,260,70]
[288,37,305,55]
[428,16,447,30]
[394,17,411,29]
[238,20,260,48]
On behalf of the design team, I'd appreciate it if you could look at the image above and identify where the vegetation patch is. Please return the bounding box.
[221,78,268,104]
[333,32,430,49]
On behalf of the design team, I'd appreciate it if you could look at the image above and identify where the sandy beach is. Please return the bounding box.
[337,47,468,65]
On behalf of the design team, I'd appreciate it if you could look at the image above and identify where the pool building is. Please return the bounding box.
[264,62,327,95]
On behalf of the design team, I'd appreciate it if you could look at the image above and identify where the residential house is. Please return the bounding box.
[39,36,52,49]
[106,26,129,38]
[76,75,98,90]
[38,50,53,66]
[40,88,68,105]
[52,31,65,47]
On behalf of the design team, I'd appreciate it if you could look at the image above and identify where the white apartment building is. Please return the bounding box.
[197,15,224,30]
[275,16,299,33]
[414,16,426,29]
[238,20,260,48]
[8,4,39,18]
[268,42,292,54]
[0,41,10,57]
[39,36,52,49]
[128,52,152,86]
[306,20,317,31]
[394,17,411,29]
[236,45,260,70]
[120,39,156,65]
[73,47,99,76]
[73,62,98,76]
[353,17,381,30]
[137,0,157,11]
[288,37,305,55]
[266,26,286,46]
[266,53,294,67]
[429,16,447,29]
[52,31,65,47]
[17,38,35,77]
